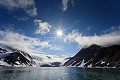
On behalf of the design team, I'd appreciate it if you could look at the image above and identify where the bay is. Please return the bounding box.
[0,67,120,80]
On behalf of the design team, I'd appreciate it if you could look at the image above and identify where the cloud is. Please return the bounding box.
[31,53,65,66]
[40,42,63,51]
[71,0,75,7]
[0,30,62,54]
[0,0,37,16]
[15,16,29,21]
[34,19,52,35]
[64,27,120,47]
[73,19,80,24]
[0,29,64,65]
[49,45,63,51]
[86,27,91,30]
[62,0,75,12]
[102,25,120,34]
[0,30,41,53]
[62,0,69,11]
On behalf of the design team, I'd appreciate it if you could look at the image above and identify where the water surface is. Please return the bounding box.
[0,67,120,80]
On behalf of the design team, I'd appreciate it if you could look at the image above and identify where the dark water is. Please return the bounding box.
[0,67,120,80]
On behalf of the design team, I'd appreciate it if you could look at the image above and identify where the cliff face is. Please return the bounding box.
[63,44,120,68]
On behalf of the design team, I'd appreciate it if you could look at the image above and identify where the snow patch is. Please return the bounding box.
[101,61,105,64]
[79,59,86,67]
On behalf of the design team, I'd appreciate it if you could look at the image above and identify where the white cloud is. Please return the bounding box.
[102,25,120,34]
[49,45,63,51]
[34,19,52,35]
[31,53,65,66]
[62,0,69,11]
[0,0,37,16]
[0,29,64,65]
[0,30,62,54]
[0,30,41,53]
[40,42,63,51]
[64,27,120,47]
[40,42,49,48]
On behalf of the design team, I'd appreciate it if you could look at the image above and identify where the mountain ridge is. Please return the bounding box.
[63,44,120,68]
[0,44,63,67]
[0,45,36,67]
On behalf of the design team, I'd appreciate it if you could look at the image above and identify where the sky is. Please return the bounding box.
[0,0,120,58]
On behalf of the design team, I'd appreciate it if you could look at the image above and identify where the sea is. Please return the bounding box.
[0,67,120,80]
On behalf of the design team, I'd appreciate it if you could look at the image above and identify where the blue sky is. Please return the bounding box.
[0,0,120,58]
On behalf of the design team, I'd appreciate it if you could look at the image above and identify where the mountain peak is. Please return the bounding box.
[64,45,120,68]
[0,45,36,67]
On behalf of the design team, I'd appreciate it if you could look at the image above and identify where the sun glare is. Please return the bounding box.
[54,27,65,38]
[56,30,63,36]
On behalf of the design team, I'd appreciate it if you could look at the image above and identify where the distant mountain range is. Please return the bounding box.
[63,44,120,68]
[0,44,62,67]
[2,44,120,68]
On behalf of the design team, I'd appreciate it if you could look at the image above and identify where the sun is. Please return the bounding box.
[54,27,65,38]
[56,30,63,36]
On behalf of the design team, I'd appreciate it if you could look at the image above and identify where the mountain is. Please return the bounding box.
[63,44,120,68]
[0,44,64,67]
[0,45,36,67]
[31,54,63,67]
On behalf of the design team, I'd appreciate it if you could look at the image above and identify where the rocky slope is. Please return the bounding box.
[0,44,63,67]
[63,44,120,68]
[0,46,36,67]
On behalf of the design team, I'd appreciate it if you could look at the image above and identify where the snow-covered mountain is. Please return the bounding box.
[0,44,64,67]
[0,45,36,67]
[63,44,120,68]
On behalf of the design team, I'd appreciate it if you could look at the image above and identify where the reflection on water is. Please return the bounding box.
[0,67,120,80]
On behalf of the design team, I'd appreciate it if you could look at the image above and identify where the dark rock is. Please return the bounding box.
[0,46,36,67]
[63,44,120,68]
